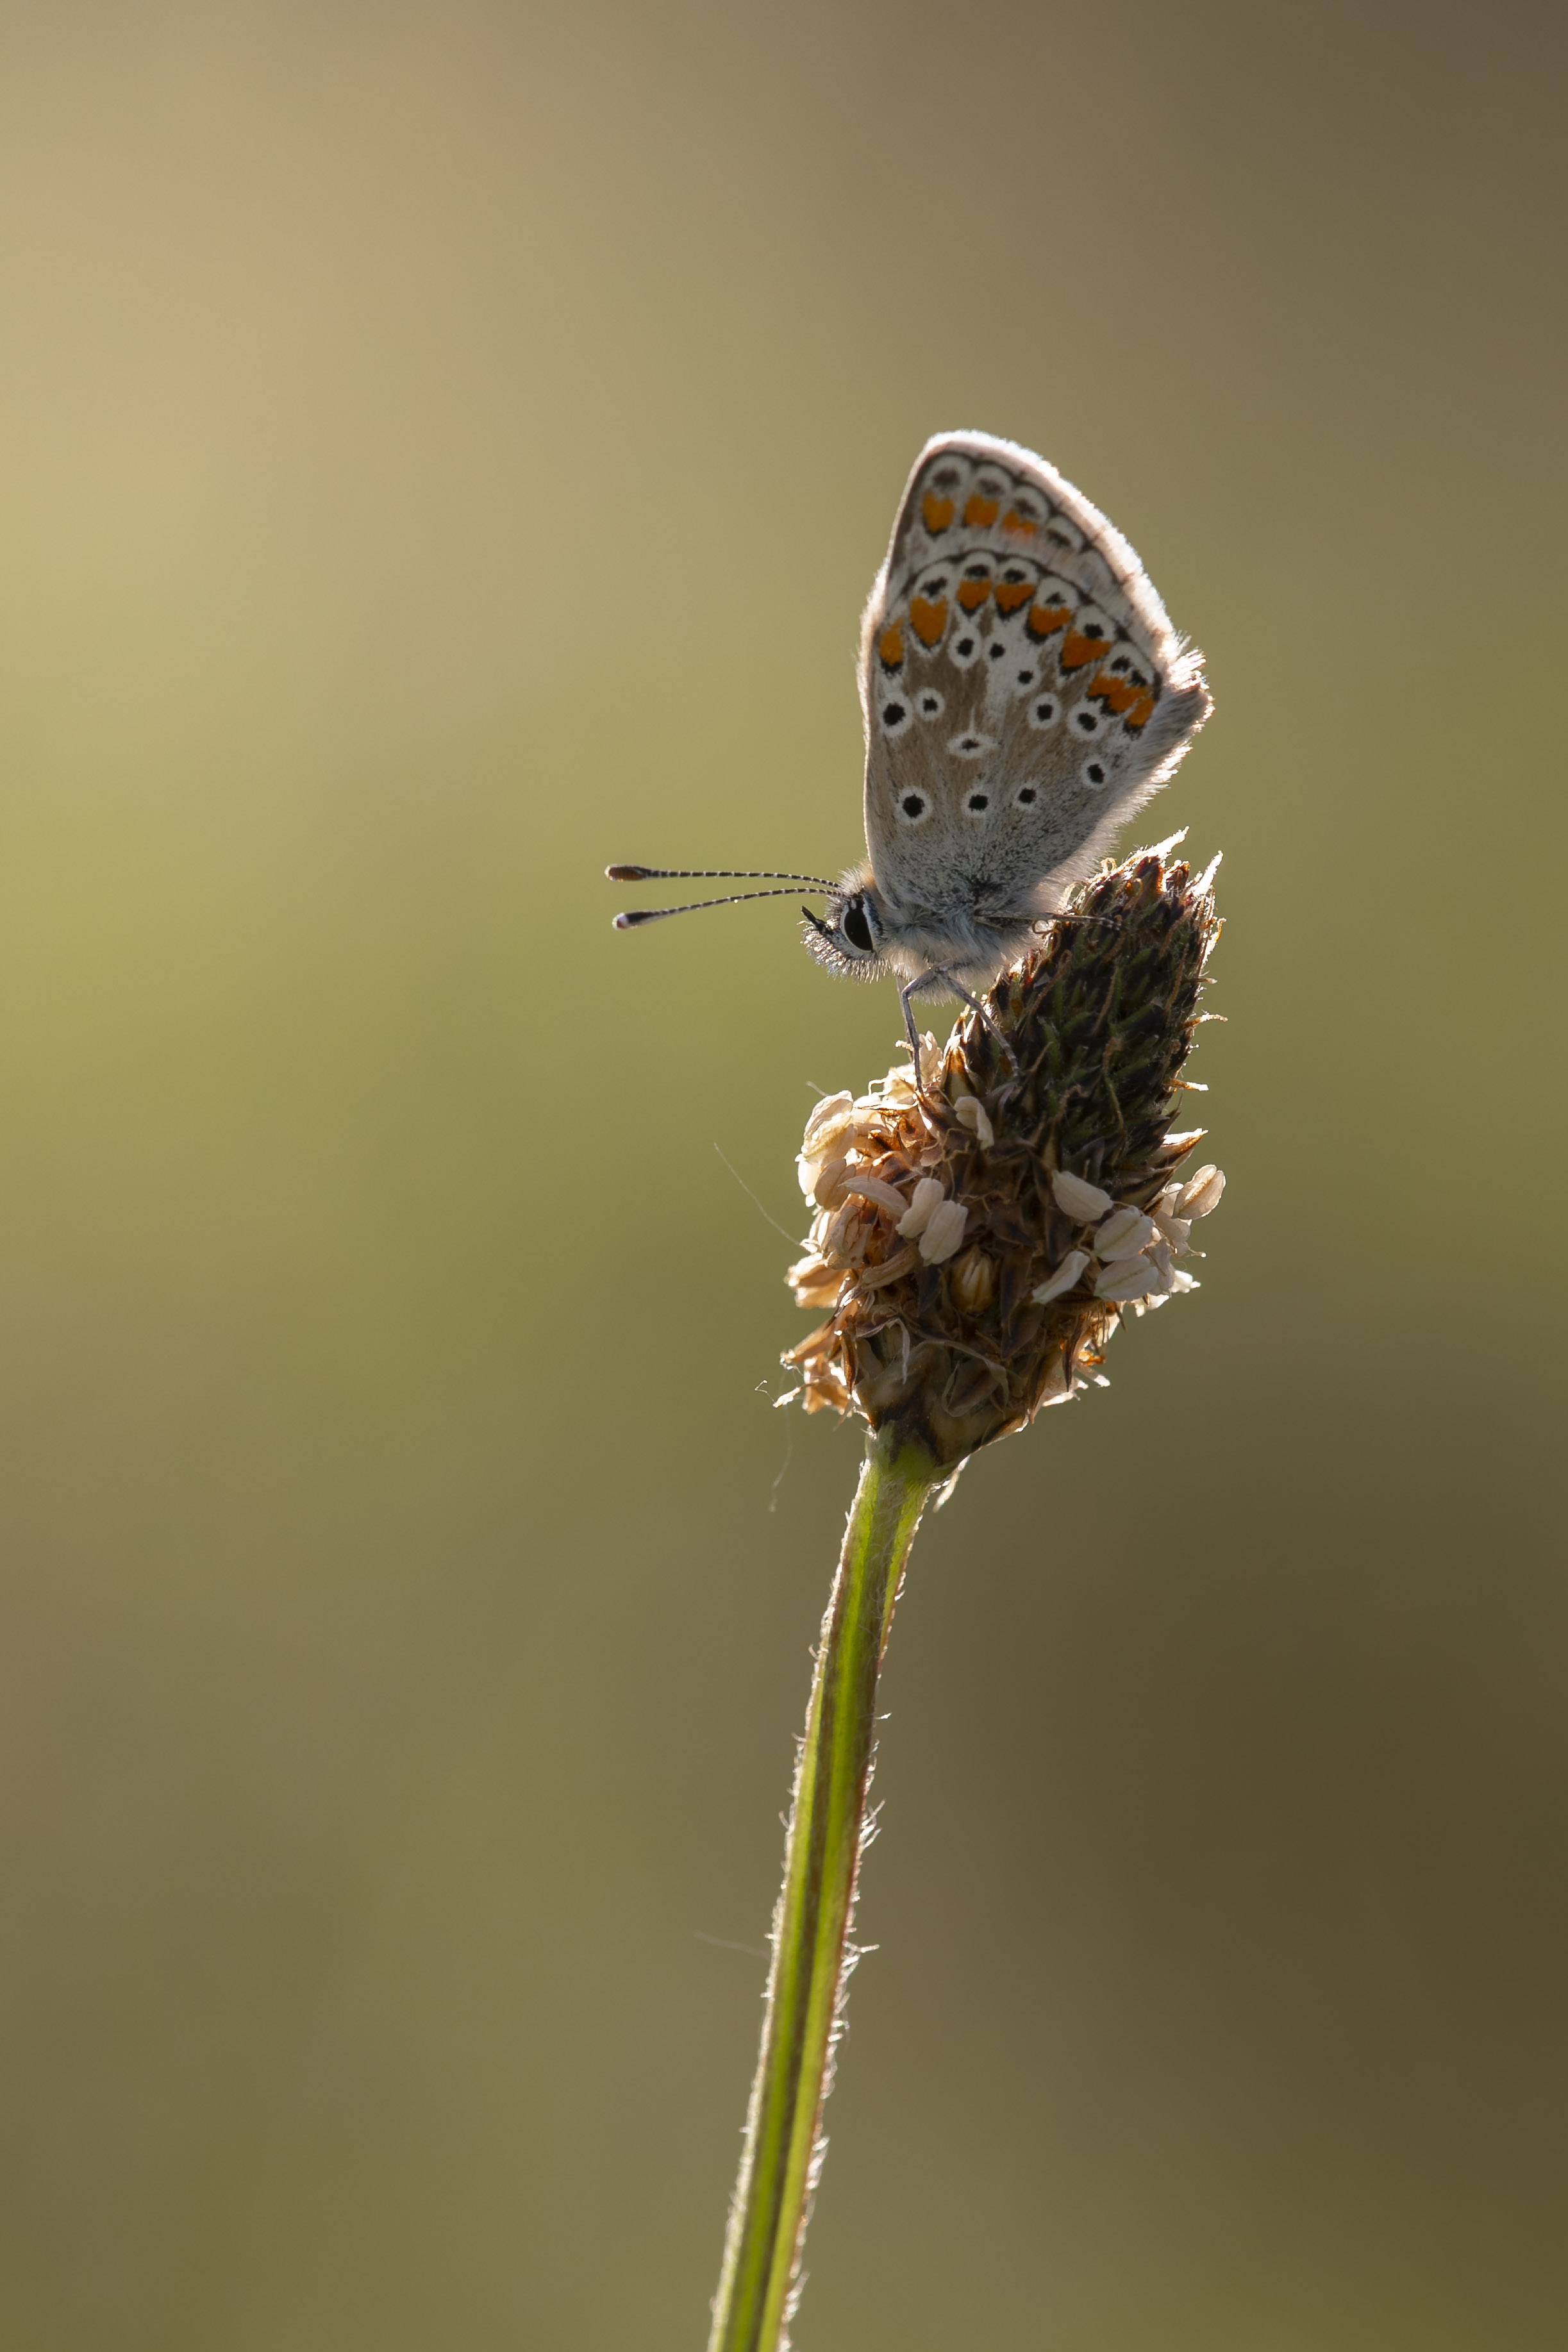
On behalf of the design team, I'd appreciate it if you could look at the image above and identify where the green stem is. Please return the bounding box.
[706,1422,942,2352]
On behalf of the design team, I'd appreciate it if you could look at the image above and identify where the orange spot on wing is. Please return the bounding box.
[994,580,1033,615]
[910,595,949,647]
[1125,688,1158,731]
[1061,630,1109,671]
[1027,601,1073,639]
[963,493,1000,527]
[922,492,955,533]
[956,578,992,612]
[1001,507,1038,536]
[1087,667,1141,715]
[879,623,905,669]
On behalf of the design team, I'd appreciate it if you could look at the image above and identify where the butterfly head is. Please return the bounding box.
[801,879,890,983]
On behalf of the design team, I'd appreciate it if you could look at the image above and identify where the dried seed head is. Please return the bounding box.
[782,844,1228,1468]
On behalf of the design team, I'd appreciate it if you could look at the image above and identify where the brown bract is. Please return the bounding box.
[782,844,1226,1470]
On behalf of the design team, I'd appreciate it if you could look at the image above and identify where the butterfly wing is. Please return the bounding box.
[858,432,1210,977]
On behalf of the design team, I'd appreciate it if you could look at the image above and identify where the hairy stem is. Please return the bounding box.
[706,1424,941,2352]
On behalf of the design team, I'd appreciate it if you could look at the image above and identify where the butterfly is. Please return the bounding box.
[609,431,1210,1071]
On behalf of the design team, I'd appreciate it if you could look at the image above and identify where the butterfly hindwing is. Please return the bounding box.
[859,433,1210,942]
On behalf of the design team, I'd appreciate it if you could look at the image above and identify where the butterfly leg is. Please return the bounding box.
[942,976,1019,1076]
[900,971,1019,1099]
[1035,910,1121,935]
[898,977,926,1088]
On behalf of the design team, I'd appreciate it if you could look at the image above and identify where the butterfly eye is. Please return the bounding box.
[843,899,875,953]
[899,792,928,821]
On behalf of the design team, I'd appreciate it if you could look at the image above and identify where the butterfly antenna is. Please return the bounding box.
[612,886,820,928]
[606,865,835,886]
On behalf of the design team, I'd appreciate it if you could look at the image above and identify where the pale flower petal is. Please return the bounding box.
[1152,1210,1192,1252]
[787,1255,843,1309]
[852,1242,921,1290]
[953,1096,995,1147]
[1051,1169,1113,1222]
[811,1155,853,1210]
[844,1175,908,1216]
[801,1091,853,1156]
[819,1200,872,1269]
[1030,1249,1090,1305]
[896,1176,946,1239]
[919,1200,969,1264]
[1177,1163,1226,1219]
[1094,1206,1158,1260]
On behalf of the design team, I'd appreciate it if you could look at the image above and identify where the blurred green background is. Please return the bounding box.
[0,3,1563,2346]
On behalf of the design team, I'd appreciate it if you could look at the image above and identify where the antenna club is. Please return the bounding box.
[606,865,651,881]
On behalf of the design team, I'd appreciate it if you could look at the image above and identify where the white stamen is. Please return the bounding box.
[1031,1249,1090,1305]
[1094,1206,1158,1260]
[1051,1169,1113,1222]
[919,1200,969,1265]
[1094,1255,1160,1303]
[896,1177,946,1239]
[953,1096,995,1147]
[1177,1164,1226,1219]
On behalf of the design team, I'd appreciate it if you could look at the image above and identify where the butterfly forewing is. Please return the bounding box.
[859,433,1210,939]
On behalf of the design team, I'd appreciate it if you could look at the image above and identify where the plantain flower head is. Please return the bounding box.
[781,844,1226,1471]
